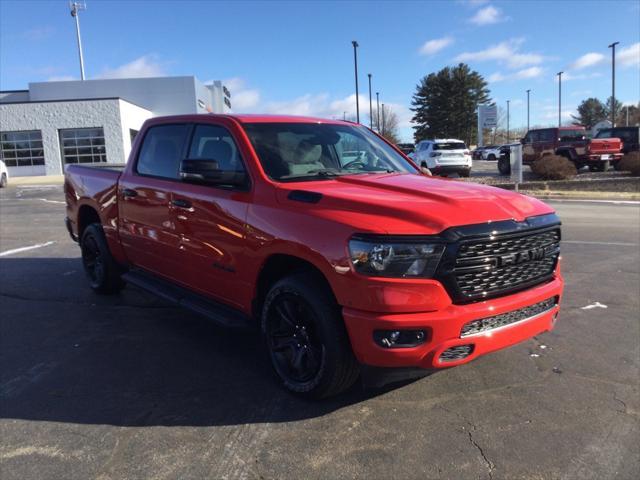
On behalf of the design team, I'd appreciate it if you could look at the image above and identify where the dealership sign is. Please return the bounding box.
[479,104,497,129]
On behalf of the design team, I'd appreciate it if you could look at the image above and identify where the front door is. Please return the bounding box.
[170,122,252,311]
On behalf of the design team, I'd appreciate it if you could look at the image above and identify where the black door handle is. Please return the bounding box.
[171,198,192,209]
[122,188,138,198]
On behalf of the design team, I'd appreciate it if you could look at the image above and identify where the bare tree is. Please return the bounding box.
[377,104,400,144]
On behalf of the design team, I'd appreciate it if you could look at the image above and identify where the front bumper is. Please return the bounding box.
[342,274,563,369]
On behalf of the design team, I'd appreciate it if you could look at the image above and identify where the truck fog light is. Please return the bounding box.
[373,329,427,348]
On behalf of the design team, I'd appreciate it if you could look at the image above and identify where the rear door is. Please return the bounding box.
[170,122,252,311]
[118,123,191,285]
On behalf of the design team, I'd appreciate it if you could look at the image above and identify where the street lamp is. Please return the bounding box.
[526,89,531,132]
[557,71,563,128]
[352,41,360,123]
[506,100,510,142]
[70,1,87,80]
[376,92,380,131]
[367,74,373,129]
[381,103,386,136]
[609,41,620,127]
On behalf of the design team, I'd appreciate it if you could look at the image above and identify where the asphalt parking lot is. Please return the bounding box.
[1,184,639,480]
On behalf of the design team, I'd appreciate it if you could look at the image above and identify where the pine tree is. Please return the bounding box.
[411,63,490,145]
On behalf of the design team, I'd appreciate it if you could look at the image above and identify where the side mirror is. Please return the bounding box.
[180,159,247,188]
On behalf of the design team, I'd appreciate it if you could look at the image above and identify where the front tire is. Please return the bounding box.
[498,157,511,175]
[261,272,360,398]
[80,223,125,294]
[0,173,7,188]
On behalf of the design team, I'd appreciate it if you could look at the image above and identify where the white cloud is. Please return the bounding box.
[514,66,544,79]
[488,66,544,83]
[560,71,602,81]
[419,36,454,56]
[618,42,640,68]
[22,26,54,41]
[455,38,544,69]
[569,52,605,70]
[222,77,261,110]
[469,5,507,25]
[570,89,593,97]
[47,75,77,82]
[97,55,166,79]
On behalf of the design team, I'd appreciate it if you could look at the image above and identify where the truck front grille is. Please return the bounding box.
[452,228,560,302]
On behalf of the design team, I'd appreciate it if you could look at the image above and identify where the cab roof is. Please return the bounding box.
[225,114,352,125]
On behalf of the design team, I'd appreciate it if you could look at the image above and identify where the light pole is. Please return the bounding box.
[70,1,87,80]
[381,103,386,136]
[609,41,619,127]
[352,41,360,123]
[557,71,563,128]
[367,74,373,129]
[506,100,510,142]
[376,92,380,131]
[526,89,531,132]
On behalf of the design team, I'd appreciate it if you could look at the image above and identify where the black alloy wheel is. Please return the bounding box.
[265,293,325,385]
[80,223,124,294]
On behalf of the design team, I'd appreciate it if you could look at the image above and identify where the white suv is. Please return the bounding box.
[414,139,472,177]
[0,159,8,188]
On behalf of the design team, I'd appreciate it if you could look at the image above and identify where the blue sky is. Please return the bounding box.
[1,0,639,141]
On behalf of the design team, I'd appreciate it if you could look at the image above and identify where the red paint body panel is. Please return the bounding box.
[65,113,565,370]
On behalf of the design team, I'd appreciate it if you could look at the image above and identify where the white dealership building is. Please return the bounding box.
[0,76,232,177]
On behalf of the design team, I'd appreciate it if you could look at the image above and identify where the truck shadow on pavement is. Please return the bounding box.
[0,257,426,427]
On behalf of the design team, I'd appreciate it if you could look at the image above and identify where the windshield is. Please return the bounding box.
[434,142,466,151]
[243,123,416,181]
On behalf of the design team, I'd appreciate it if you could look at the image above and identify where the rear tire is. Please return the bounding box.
[0,173,7,188]
[80,223,125,294]
[488,154,496,161]
[261,272,360,398]
[459,169,470,178]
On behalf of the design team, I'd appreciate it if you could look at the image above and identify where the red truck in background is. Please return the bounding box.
[65,114,564,398]
[521,126,623,171]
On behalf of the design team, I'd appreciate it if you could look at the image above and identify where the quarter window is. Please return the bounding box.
[59,128,106,164]
[0,130,44,167]
[136,124,189,179]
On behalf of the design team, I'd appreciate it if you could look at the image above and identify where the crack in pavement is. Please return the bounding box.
[439,405,495,479]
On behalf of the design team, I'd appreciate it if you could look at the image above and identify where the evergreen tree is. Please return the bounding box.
[571,97,607,128]
[411,63,490,145]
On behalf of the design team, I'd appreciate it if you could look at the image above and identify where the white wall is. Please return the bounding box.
[0,99,137,176]
[118,100,153,161]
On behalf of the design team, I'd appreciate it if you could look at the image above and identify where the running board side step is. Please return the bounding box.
[122,269,253,330]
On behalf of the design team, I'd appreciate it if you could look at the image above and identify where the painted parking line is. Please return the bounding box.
[0,241,56,257]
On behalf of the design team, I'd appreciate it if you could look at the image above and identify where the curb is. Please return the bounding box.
[8,175,64,186]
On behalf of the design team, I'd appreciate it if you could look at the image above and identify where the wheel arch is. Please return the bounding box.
[252,254,337,322]
[77,204,101,241]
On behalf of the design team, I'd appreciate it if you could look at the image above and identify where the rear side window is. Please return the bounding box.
[539,130,555,142]
[434,142,466,150]
[136,124,189,179]
[188,124,246,173]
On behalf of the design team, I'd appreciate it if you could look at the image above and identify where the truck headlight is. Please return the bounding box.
[349,237,445,278]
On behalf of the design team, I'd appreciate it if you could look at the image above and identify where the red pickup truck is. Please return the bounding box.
[65,114,564,398]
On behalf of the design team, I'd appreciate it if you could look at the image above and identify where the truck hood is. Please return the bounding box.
[277,173,555,235]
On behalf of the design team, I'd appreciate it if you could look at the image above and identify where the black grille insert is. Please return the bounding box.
[460,297,558,337]
[440,345,474,362]
[452,228,560,302]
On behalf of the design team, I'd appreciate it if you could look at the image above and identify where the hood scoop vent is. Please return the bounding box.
[288,190,323,204]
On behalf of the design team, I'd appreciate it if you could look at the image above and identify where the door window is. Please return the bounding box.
[188,124,246,174]
[136,124,189,179]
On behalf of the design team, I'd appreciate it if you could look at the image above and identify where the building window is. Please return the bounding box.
[59,127,106,164]
[0,130,45,167]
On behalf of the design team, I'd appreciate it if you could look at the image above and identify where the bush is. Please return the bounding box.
[617,151,640,176]
[531,155,578,180]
